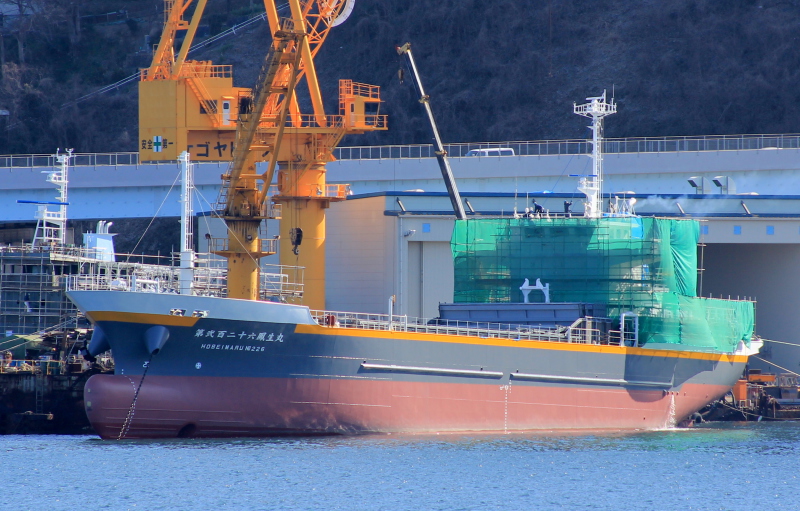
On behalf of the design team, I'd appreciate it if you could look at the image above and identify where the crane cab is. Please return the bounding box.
[339,80,386,130]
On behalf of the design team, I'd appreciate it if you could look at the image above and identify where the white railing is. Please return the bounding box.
[310,310,628,346]
[67,271,179,294]
[0,244,126,261]
[261,269,304,299]
[65,261,304,301]
[206,236,279,256]
[0,152,140,168]
[332,133,800,161]
[4,133,800,169]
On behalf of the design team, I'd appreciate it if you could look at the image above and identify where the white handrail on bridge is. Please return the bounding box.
[332,133,800,160]
[3,133,800,168]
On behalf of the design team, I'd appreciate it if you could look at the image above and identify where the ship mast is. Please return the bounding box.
[574,91,616,218]
[32,149,72,246]
[178,151,195,295]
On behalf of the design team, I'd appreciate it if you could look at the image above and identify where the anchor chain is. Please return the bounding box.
[117,353,154,440]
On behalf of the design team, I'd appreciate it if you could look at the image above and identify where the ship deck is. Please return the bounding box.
[308,309,629,347]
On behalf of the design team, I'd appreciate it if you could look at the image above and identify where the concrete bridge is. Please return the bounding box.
[3,133,800,220]
[2,133,800,372]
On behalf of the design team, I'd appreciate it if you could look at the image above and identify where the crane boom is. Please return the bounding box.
[397,43,466,220]
[212,21,306,301]
[223,23,304,215]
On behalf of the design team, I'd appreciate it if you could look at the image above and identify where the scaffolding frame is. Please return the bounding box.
[452,216,755,351]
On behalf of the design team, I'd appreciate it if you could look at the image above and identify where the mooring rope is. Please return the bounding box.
[761,338,800,348]
[751,355,800,378]
[117,353,154,440]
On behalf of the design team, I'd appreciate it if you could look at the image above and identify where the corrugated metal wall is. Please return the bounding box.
[407,241,454,319]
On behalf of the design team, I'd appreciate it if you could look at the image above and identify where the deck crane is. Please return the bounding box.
[396,43,466,220]
[139,0,387,308]
[214,20,305,302]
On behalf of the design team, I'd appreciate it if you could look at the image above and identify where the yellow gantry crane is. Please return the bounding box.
[139,0,387,308]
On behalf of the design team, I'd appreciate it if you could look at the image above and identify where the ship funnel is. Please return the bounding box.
[87,326,111,356]
[144,325,170,355]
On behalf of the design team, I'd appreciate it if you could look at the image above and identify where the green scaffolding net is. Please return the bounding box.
[451,217,753,352]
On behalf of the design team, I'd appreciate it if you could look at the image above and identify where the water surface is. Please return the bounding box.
[3,422,797,510]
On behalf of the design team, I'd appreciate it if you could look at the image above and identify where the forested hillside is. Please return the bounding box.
[2,0,800,154]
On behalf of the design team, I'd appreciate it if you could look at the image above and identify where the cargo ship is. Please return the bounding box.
[68,282,759,438]
[66,90,761,439]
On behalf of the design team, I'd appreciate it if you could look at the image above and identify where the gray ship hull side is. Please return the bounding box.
[69,291,748,438]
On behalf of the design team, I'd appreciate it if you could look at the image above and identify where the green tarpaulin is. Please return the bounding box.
[451,217,752,352]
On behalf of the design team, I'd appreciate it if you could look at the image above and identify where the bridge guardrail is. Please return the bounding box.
[3,133,800,168]
[0,152,140,168]
[332,133,800,160]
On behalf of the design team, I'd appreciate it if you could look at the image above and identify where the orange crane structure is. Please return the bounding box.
[138,0,387,309]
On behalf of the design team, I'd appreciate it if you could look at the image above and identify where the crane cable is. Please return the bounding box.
[61,9,287,108]
[538,154,581,211]
[125,170,181,263]
[290,128,301,263]
[191,185,262,270]
[124,170,261,280]
[119,174,266,300]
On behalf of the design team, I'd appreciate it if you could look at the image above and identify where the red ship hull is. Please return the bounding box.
[85,374,729,439]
